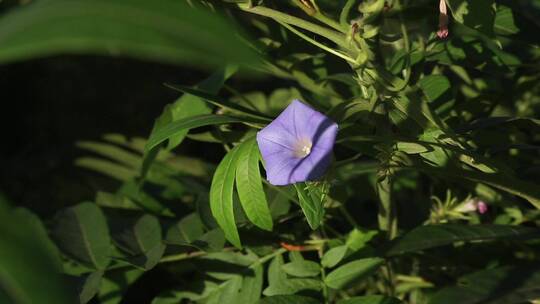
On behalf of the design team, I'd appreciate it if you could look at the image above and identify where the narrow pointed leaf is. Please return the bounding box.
[294,183,324,230]
[383,224,540,256]
[324,258,384,289]
[210,145,243,248]
[166,85,273,121]
[236,138,273,231]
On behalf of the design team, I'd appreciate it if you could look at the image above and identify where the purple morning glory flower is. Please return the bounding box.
[256,99,338,186]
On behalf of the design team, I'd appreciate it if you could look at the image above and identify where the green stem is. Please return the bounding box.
[339,0,357,26]
[291,0,346,33]
[278,21,356,64]
[237,4,348,48]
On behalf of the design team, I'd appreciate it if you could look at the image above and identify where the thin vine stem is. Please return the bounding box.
[277,21,357,64]
[237,4,348,48]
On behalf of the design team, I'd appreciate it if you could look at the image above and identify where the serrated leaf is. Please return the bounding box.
[383,224,540,256]
[53,202,111,270]
[324,258,384,289]
[0,0,259,66]
[236,138,273,231]
[210,145,243,248]
[282,261,320,277]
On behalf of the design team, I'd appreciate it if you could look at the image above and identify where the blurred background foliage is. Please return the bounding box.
[0,0,540,303]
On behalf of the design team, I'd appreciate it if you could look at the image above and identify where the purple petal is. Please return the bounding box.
[256,99,338,186]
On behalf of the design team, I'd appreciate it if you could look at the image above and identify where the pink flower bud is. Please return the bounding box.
[437,0,449,39]
[477,201,488,214]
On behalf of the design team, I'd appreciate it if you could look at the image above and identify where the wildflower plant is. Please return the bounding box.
[0,0,540,303]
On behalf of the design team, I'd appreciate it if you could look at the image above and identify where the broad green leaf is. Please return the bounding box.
[76,271,103,304]
[383,224,540,256]
[0,0,259,66]
[263,278,321,296]
[206,276,243,304]
[428,265,540,304]
[418,75,451,103]
[324,258,384,289]
[0,204,71,304]
[238,264,264,303]
[396,142,430,154]
[53,202,111,270]
[193,229,226,252]
[321,245,348,268]
[281,260,320,277]
[338,295,403,304]
[294,183,325,230]
[152,281,219,303]
[494,6,519,35]
[268,255,287,287]
[258,295,320,304]
[346,229,378,251]
[210,145,243,248]
[165,213,205,245]
[98,269,143,304]
[236,138,273,231]
[113,214,165,270]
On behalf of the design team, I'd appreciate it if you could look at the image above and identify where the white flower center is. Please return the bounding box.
[294,139,312,158]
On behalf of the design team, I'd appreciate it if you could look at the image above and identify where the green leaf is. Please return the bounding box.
[321,245,348,268]
[145,114,251,153]
[76,271,103,304]
[418,75,451,103]
[166,84,273,121]
[236,138,273,231]
[53,202,111,270]
[324,258,384,289]
[281,261,321,277]
[396,142,430,154]
[152,67,237,151]
[263,278,321,296]
[238,264,264,303]
[0,204,71,304]
[494,5,519,35]
[165,213,205,245]
[114,214,165,270]
[258,295,320,304]
[210,145,243,248]
[383,224,540,256]
[294,183,325,230]
[98,269,143,304]
[428,264,540,304]
[338,295,403,304]
[0,0,259,66]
